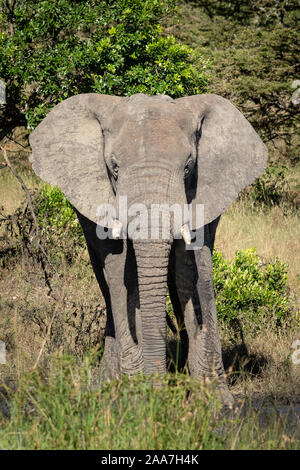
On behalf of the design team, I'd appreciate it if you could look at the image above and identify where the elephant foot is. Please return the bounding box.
[202,373,235,409]
[191,369,235,409]
[97,337,144,387]
[97,336,120,386]
[214,382,235,409]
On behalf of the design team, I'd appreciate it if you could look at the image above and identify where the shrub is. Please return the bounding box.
[251,163,289,208]
[0,183,84,268]
[36,184,83,241]
[34,184,84,265]
[213,248,292,330]
[239,162,293,210]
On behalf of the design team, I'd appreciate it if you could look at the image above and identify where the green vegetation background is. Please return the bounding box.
[0,0,299,449]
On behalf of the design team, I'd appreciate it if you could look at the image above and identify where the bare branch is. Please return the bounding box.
[1,144,57,285]
[32,290,65,370]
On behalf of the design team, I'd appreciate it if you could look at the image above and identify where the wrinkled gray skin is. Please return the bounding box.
[29,93,267,406]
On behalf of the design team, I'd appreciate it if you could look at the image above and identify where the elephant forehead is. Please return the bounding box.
[109,98,193,132]
[113,118,191,159]
[127,103,174,121]
[126,101,193,129]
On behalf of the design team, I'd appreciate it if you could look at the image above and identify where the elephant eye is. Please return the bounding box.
[184,157,195,178]
[111,157,119,179]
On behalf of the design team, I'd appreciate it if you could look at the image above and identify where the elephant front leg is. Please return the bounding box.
[99,306,120,382]
[81,235,142,380]
[103,241,143,377]
[174,233,234,407]
[106,277,143,376]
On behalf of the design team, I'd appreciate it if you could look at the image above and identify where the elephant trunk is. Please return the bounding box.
[133,239,171,375]
[117,163,185,374]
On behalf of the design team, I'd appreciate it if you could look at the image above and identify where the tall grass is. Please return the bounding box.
[0,355,299,450]
[216,201,300,304]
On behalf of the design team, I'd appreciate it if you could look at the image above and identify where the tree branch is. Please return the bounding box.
[1,144,57,288]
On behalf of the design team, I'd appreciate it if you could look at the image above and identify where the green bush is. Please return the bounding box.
[213,248,292,329]
[252,163,289,208]
[34,184,84,265]
[36,184,82,239]
[239,162,291,210]
[0,0,208,130]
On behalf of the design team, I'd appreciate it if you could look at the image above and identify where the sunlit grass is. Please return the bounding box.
[0,355,299,450]
[217,200,300,306]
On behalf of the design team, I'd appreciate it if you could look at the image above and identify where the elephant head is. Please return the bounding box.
[29,93,267,375]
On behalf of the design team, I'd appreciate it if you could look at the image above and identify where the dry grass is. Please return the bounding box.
[216,200,300,404]
[216,201,300,306]
[0,162,41,216]
[221,323,300,404]
[0,256,106,384]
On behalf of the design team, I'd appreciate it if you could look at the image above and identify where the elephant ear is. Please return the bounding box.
[178,94,268,229]
[29,93,122,226]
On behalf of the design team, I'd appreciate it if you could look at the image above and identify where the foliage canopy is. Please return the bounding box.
[0,0,208,130]
[175,0,299,163]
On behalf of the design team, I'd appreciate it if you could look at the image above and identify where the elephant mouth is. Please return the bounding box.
[111,216,193,245]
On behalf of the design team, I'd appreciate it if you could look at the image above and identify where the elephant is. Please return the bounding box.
[29,93,267,406]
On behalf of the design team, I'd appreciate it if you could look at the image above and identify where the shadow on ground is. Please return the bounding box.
[222,342,269,385]
[166,334,269,384]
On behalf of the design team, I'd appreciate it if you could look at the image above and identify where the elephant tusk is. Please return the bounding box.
[181,223,192,245]
[112,219,123,240]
